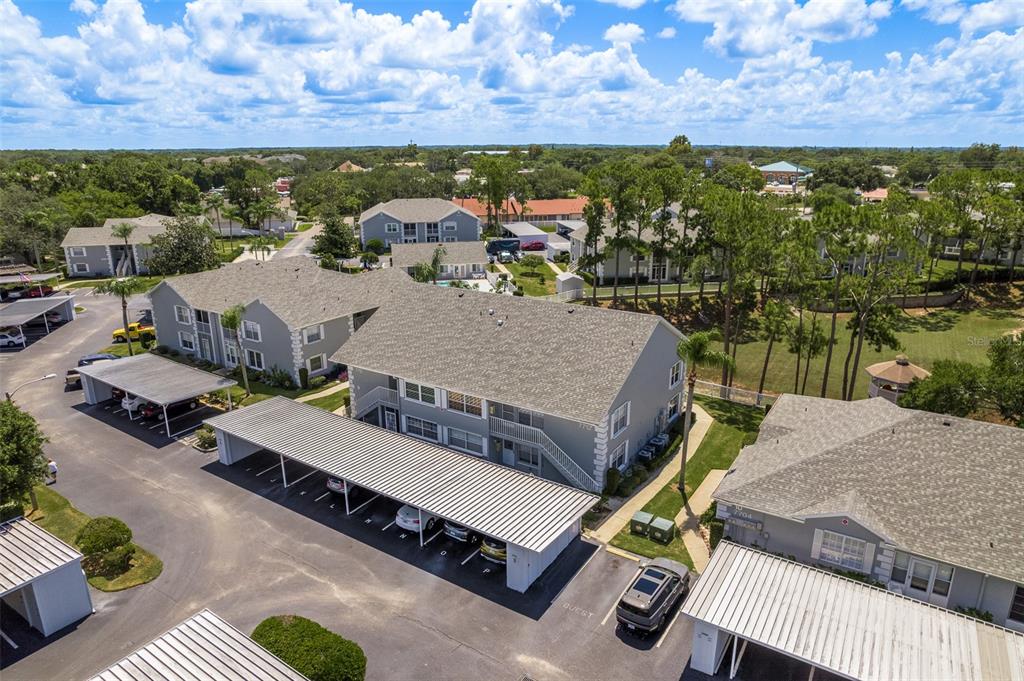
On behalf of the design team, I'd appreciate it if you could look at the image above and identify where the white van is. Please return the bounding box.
[0,327,26,347]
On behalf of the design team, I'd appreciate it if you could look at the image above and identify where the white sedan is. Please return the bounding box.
[395,504,440,533]
[121,394,146,412]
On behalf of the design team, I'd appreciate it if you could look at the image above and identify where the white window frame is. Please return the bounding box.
[245,348,265,371]
[404,381,436,406]
[405,415,439,442]
[385,222,399,234]
[446,391,483,418]
[816,529,869,572]
[303,324,324,344]
[224,342,239,367]
[242,320,262,342]
[611,440,628,471]
[73,262,89,274]
[1009,586,1024,624]
[178,331,195,351]
[69,246,87,257]
[447,427,484,455]
[443,221,457,231]
[443,236,457,243]
[668,394,681,420]
[306,353,326,374]
[426,223,440,236]
[670,361,682,387]
[611,402,630,438]
[174,305,191,325]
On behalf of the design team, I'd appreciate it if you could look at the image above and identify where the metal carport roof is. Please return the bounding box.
[0,272,61,285]
[89,609,308,681]
[502,222,547,237]
[0,295,75,327]
[204,397,597,553]
[682,542,1024,681]
[77,352,236,406]
[0,517,83,597]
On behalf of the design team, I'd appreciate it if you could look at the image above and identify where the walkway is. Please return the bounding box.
[273,223,321,260]
[295,380,349,403]
[590,403,712,544]
[492,262,512,276]
[546,261,563,275]
[675,469,727,572]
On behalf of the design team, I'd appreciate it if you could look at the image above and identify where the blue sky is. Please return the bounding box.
[2,0,1022,149]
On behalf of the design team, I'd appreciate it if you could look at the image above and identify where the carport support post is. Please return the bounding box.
[42,314,50,334]
[418,508,424,547]
[18,324,25,347]
[163,404,171,438]
[226,388,233,411]
[279,453,288,487]
[343,483,350,514]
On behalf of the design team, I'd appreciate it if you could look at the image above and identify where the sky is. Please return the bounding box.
[1,0,1022,150]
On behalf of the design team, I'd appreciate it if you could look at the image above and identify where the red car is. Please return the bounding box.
[24,285,55,298]
[521,241,546,251]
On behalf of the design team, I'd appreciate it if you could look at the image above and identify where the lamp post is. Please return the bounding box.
[5,373,57,402]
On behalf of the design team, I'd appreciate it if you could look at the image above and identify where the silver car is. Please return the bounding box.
[616,558,691,634]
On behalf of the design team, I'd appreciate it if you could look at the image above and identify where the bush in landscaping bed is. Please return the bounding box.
[602,468,621,496]
[310,375,327,388]
[195,425,217,449]
[85,543,137,578]
[154,345,169,354]
[253,615,366,681]
[0,500,23,522]
[954,606,994,622]
[299,367,309,389]
[76,516,132,555]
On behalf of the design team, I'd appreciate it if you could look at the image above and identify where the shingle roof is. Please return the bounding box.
[360,198,475,225]
[154,257,414,329]
[390,242,487,269]
[0,517,83,596]
[61,214,174,248]
[714,394,1024,583]
[332,283,675,424]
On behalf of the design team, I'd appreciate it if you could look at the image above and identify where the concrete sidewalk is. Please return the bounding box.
[295,380,349,403]
[590,403,712,544]
[675,468,727,572]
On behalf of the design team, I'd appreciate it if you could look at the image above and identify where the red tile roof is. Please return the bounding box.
[454,196,587,220]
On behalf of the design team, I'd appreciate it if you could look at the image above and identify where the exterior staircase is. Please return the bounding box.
[489,416,600,492]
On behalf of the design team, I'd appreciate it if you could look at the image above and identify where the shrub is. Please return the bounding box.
[263,366,296,390]
[195,425,217,449]
[319,253,338,270]
[154,345,169,354]
[310,375,327,388]
[252,615,366,681]
[954,606,994,622]
[76,516,132,555]
[602,468,621,496]
[168,348,179,357]
[512,289,525,297]
[615,470,645,497]
[0,500,22,523]
[91,543,136,578]
[299,367,309,390]
[140,337,154,350]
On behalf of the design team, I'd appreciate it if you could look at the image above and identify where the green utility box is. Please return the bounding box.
[648,516,676,544]
[630,511,654,536]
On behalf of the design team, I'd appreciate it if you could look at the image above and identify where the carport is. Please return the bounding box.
[682,542,1024,680]
[0,272,61,289]
[502,222,549,248]
[205,396,598,593]
[0,295,76,345]
[0,517,93,640]
[77,353,236,438]
[89,609,307,680]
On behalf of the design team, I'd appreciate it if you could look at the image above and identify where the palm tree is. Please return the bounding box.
[676,331,735,496]
[96,276,150,357]
[111,222,136,275]
[412,245,448,284]
[204,193,226,249]
[429,245,447,284]
[220,305,250,397]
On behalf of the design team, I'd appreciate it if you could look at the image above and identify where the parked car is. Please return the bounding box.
[480,537,507,564]
[23,285,55,298]
[140,399,198,420]
[0,327,26,347]
[121,393,146,412]
[615,558,691,634]
[497,251,514,264]
[395,504,440,532]
[110,387,126,401]
[485,238,521,256]
[326,477,348,495]
[112,322,155,343]
[66,353,119,386]
[443,520,479,544]
[25,311,63,327]
[521,240,545,251]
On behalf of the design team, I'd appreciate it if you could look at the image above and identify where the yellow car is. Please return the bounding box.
[112,322,155,343]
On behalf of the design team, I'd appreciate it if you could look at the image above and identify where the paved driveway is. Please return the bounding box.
[0,290,692,681]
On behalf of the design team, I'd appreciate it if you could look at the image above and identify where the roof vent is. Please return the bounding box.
[488,308,495,316]
[496,319,504,327]
[896,354,909,366]
[942,420,951,426]
[567,308,575,313]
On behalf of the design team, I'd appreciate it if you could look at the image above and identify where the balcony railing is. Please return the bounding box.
[195,320,212,334]
[353,386,399,418]
[489,416,600,492]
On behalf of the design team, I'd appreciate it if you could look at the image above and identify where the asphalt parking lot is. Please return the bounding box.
[1,291,694,681]
[73,396,221,447]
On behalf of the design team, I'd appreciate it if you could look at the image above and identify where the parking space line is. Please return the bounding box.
[422,528,444,546]
[255,464,277,477]
[655,605,685,648]
[314,492,330,502]
[381,520,396,531]
[348,493,380,515]
[0,628,18,649]
[461,548,480,565]
[148,421,165,430]
[549,544,600,604]
[601,567,642,626]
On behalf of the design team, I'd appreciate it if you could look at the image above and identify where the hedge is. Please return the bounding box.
[76,516,132,555]
[252,615,366,681]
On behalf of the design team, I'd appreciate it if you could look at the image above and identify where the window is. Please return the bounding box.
[195,310,211,324]
[303,324,323,344]
[174,305,191,325]
[651,260,666,280]
[403,237,417,244]
[70,247,87,257]
[405,416,439,441]
[242,320,261,342]
[611,440,628,470]
[516,443,541,469]
[307,354,325,373]
[443,221,457,231]
[73,262,89,273]
[817,530,867,571]
[1010,586,1024,623]
[443,236,457,243]
[426,223,439,237]
[427,236,439,243]
[404,381,436,405]
[448,427,484,455]
[505,406,544,430]
[385,222,399,233]
[933,564,953,597]
[667,394,680,420]
[178,331,195,351]
[891,551,909,583]
[612,402,630,437]
[447,391,482,417]
[245,348,264,370]
[670,361,682,387]
[403,223,417,237]
[224,342,239,366]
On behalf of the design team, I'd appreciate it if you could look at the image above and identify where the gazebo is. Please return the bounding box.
[865,355,930,403]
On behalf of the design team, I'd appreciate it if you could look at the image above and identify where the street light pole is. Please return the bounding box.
[5,373,57,402]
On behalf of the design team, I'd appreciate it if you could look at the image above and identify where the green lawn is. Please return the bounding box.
[701,304,1023,399]
[26,485,163,591]
[228,378,341,407]
[505,262,556,296]
[305,388,350,413]
[297,222,314,232]
[100,341,148,357]
[62,275,164,290]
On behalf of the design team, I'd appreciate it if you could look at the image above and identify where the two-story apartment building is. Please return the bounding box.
[332,284,686,492]
[148,257,412,384]
[61,214,172,277]
[389,242,488,280]
[713,393,1024,630]
[359,199,480,248]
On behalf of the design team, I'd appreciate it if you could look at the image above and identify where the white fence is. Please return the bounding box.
[537,289,585,303]
[693,380,775,408]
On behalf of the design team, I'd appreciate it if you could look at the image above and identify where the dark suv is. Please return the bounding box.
[616,558,691,634]
[486,238,521,256]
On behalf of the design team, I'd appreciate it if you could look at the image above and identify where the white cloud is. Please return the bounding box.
[69,0,97,14]
[596,0,647,8]
[657,26,677,39]
[603,22,645,44]
[902,0,1024,34]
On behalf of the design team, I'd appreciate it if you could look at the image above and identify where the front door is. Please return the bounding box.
[501,439,515,467]
[199,336,213,362]
[907,559,935,601]
[384,409,398,432]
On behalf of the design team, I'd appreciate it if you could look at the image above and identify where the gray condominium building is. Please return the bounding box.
[61,214,172,277]
[714,393,1024,630]
[359,198,481,248]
